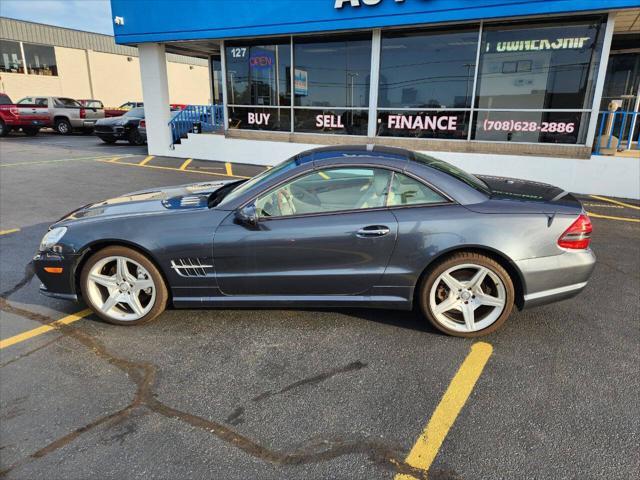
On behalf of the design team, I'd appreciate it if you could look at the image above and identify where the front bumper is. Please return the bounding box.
[517,249,596,308]
[33,251,81,302]
[94,126,127,139]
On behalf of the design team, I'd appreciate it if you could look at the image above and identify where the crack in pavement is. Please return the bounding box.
[0,269,432,479]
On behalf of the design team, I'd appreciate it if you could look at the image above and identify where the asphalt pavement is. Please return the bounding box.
[0,131,638,479]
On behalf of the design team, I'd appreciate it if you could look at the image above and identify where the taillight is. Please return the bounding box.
[139,120,146,128]
[558,214,592,249]
[79,108,86,119]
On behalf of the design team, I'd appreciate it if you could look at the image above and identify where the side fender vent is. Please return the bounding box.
[170,257,212,277]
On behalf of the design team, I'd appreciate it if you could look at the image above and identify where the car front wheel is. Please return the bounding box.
[80,246,168,325]
[0,120,10,137]
[419,252,514,337]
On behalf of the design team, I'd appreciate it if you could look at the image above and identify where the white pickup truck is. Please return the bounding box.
[17,96,105,134]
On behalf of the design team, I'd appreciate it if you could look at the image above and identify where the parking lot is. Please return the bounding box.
[1,132,638,479]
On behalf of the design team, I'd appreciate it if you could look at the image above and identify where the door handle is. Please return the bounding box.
[356,225,390,237]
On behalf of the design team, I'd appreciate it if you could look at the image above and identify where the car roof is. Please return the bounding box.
[294,145,414,165]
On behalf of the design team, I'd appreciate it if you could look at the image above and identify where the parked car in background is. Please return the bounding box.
[119,101,143,110]
[93,107,146,145]
[17,96,105,134]
[79,99,126,118]
[0,93,50,136]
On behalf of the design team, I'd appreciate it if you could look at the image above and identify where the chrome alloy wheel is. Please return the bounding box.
[86,256,156,322]
[429,263,506,333]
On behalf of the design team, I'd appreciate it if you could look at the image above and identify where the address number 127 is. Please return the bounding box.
[231,47,247,58]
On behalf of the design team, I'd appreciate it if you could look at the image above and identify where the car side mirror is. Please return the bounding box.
[235,204,258,227]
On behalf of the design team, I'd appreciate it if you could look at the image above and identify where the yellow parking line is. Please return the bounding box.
[395,342,493,480]
[0,309,92,350]
[139,155,154,166]
[225,162,233,176]
[0,155,133,167]
[587,212,640,223]
[179,158,193,170]
[97,159,251,179]
[108,156,122,163]
[589,195,640,211]
[0,228,20,236]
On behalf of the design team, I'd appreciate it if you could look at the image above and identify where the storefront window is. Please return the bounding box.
[379,27,479,109]
[0,40,24,74]
[472,17,604,144]
[225,39,291,131]
[475,18,604,110]
[376,110,470,139]
[294,34,372,135]
[23,43,57,76]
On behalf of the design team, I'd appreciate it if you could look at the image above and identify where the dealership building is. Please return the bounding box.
[0,17,210,107]
[110,0,640,197]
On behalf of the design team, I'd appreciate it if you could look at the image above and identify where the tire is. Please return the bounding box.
[80,246,168,326]
[100,137,117,144]
[418,252,514,337]
[128,128,144,145]
[0,120,11,137]
[55,118,72,135]
[23,127,40,136]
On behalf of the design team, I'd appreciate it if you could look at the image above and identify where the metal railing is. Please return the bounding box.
[594,110,640,155]
[168,104,224,144]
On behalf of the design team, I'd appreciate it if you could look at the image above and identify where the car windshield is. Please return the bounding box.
[124,108,144,118]
[0,93,12,105]
[217,158,302,207]
[414,153,490,195]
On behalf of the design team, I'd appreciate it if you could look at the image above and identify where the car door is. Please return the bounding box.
[213,167,398,296]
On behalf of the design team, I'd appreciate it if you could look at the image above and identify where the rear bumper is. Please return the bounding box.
[517,249,596,308]
[33,252,80,302]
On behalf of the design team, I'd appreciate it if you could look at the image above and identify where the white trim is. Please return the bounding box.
[467,21,483,140]
[585,12,616,146]
[368,29,381,137]
[220,39,229,131]
[18,41,27,75]
[523,282,588,301]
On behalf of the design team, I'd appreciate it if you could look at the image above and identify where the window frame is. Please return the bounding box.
[22,42,58,76]
[247,163,454,221]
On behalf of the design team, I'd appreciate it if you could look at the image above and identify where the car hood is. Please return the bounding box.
[55,180,234,225]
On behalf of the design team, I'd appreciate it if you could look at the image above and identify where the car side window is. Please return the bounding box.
[387,172,446,207]
[35,97,48,107]
[17,97,32,104]
[255,168,392,218]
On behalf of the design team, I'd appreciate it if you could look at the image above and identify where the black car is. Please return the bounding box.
[93,107,145,145]
[33,145,595,337]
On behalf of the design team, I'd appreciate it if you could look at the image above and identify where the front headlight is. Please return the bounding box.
[39,227,67,251]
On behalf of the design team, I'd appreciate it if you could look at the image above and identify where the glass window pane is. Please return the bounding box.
[379,27,479,109]
[388,173,445,206]
[255,168,391,217]
[475,17,605,110]
[294,34,371,108]
[376,110,470,139]
[228,106,290,131]
[23,43,57,76]
[472,110,588,144]
[225,41,291,106]
[0,40,24,74]
[294,108,368,135]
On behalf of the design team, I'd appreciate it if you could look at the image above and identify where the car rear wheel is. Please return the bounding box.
[80,246,168,326]
[0,120,10,137]
[55,118,72,135]
[419,252,514,337]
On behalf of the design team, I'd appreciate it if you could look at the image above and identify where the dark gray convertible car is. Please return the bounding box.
[34,146,595,337]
